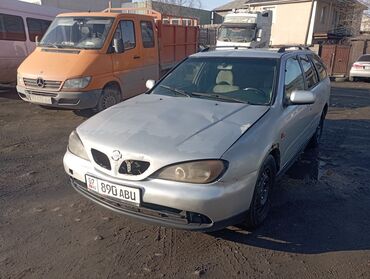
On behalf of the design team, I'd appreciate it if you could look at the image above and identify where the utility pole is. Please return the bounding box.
[305,0,315,45]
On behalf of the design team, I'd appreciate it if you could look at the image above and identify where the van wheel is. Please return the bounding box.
[243,155,276,229]
[96,85,121,112]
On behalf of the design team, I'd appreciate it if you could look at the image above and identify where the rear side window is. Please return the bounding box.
[358,55,370,62]
[311,55,327,81]
[120,20,136,49]
[26,18,51,42]
[284,57,305,101]
[140,21,154,48]
[0,13,26,41]
[299,55,318,89]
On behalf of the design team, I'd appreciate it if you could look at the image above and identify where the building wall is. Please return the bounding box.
[40,0,130,12]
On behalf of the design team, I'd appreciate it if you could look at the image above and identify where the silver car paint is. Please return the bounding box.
[63,49,331,227]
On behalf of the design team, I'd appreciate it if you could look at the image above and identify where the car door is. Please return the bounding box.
[111,18,143,98]
[298,54,321,140]
[279,56,311,167]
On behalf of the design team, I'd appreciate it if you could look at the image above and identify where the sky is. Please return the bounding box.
[201,0,230,10]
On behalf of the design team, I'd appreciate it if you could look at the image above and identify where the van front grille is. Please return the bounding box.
[23,78,62,90]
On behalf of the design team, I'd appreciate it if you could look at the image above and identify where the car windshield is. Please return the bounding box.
[152,57,278,105]
[218,26,255,43]
[40,17,114,49]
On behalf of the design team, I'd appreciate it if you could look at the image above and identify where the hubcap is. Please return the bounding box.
[102,94,116,109]
[256,168,271,214]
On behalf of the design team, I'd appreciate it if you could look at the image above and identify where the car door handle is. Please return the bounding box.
[133,55,141,59]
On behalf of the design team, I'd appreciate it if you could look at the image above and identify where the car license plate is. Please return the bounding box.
[85,175,140,204]
[30,94,52,104]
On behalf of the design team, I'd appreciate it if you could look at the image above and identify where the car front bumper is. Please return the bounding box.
[16,85,101,109]
[63,150,258,231]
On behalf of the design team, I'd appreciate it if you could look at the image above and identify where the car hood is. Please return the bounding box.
[77,94,269,171]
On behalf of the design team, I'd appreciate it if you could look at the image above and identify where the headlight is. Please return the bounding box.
[151,160,227,184]
[68,130,90,161]
[17,73,24,86]
[63,77,91,89]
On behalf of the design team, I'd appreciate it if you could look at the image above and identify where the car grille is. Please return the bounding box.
[23,78,62,90]
[91,149,111,170]
[119,160,150,175]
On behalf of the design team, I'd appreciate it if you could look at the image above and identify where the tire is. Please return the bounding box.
[349,76,354,82]
[96,84,121,112]
[308,112,325,148]
[243,155,277,229]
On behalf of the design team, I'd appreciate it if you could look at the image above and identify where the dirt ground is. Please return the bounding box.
[0,82,369,279]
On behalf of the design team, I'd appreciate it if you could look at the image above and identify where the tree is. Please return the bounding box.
[148,0,202,9]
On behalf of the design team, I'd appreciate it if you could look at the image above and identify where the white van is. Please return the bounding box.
[0,0,65,84]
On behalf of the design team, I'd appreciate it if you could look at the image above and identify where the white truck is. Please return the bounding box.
[217,9,272,48]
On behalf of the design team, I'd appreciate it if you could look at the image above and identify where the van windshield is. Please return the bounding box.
[40,17,114,49]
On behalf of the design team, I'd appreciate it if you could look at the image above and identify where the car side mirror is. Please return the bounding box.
[146,79,156,90]
[289,90,316,105]
[113,38,124,53]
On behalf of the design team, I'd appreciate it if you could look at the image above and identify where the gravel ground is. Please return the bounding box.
[0,82,369,279]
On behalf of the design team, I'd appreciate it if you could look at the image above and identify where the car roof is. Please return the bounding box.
[190,48,313,59]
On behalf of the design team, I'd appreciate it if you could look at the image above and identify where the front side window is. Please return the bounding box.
[117,20,136,50]
[40,17,114,49]
[26,18,51,42]
[140,21,154,48]
[284,57,305,102]
[218,26,256,43]
[151,57,278,105]
[300,55,318,89]
[0,13,26,41]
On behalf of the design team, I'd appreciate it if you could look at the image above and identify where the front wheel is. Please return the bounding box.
[243,155,277,229]
[96,85,121,112]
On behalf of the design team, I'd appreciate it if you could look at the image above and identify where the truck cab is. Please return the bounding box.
[217,9,272,48]
[16,8,198,111]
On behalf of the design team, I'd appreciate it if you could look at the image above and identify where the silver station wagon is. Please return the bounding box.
[63,46,330,231]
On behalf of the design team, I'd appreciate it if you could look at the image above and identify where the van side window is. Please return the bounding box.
[26,18,51,42]
[299,55,318,89]
[0,13,26,41]
[284,57,305,102]
[120,20,136,50]
[311,55,328,81]
[140,21,154,48]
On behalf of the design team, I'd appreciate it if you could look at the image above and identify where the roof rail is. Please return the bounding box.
[273,45,311,53]
[201,46,253,52]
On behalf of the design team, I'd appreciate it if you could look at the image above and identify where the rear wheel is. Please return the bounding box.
[243,155,276,229]
[96,84,121,112]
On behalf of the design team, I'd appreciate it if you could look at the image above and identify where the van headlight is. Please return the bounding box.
[17,73,24,86]
[68,130,90,161]
[63,77,91,89]
[151,160,227,184]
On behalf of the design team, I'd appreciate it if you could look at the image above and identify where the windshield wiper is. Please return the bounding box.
[192,92,248,104]
[159,85,191,97]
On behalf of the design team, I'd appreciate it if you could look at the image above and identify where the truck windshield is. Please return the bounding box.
[152,57,278,105]
[218,26,255,43]
[40,17,114,49]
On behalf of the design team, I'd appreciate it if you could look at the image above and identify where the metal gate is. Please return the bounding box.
[321,44,351,77]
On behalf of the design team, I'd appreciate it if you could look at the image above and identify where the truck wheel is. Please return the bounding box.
[243,155,276,229]
[96,85,121,112]
[308,112,325,148]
